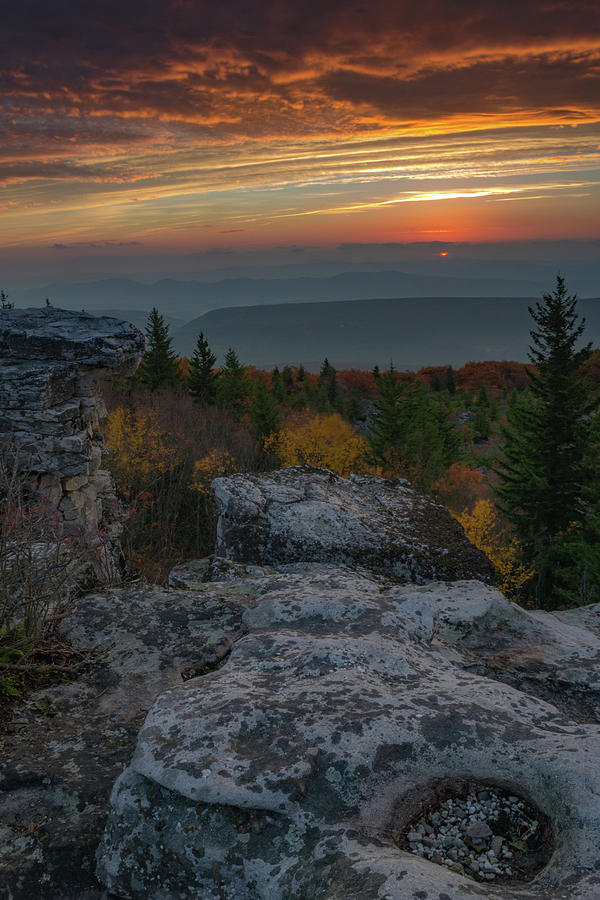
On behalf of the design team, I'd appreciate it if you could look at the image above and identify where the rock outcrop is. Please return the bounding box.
[0,307,144,580]
[0,564,264,898]
[3,466,600,900]
[97,564,600,900]
[214,466,495,582]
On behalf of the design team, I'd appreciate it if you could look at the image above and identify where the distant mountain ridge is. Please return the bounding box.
[11,269,550,320]
[173,296,600,370]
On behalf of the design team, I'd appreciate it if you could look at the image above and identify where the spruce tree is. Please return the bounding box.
[138,308,180,390]
[473,404,491,441]
[270,367,285,404]
[281,366,294,392]
[495,276,599,607]
[249,382,281,442]
[445,365,456,394]
[216,348,249,413]
[368,367,405,471]
[188,332,218,404]
[368,370,458,487]
[317,358,339,411]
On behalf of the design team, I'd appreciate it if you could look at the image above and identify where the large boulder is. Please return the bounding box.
[97,566,600,899]
[213,467,495,583]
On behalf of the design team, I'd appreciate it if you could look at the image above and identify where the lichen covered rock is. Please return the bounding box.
[213,467,495,583]
[0,570,271,899]
[97,568,600,899]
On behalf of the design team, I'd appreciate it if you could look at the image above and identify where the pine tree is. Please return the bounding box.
[473,383,491,440]
[216,348,249,413]
[445,365,456,395]
[430,371,442,392]
[368,367,405,471]
[473,404,491,441]
[1,290,13,310]
[369,370,459,487]
[317,358,339,411]
[187,332,218,404]
[281,366,294,392]
[249,382,281,442]
[138,308,180,390]
[270,367,285,404]
[495,276,599,607]
[477,383,489,407]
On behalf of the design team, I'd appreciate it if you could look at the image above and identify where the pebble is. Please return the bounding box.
[403,787,541,882]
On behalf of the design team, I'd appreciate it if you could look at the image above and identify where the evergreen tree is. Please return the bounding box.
[187,332,218,404]
[430,371,442,392]
[495,276,600,607]
[445,365,456,395]
[318,358,339,408]
[249,382,281,442]
[138,308,180,390]
[369,369,458,488]
[216,348,249,413]
[347,388,365,423]
[477,383,490,407]
[281,366,294,392]
[473,404,491,441]
[368,367,405,470]
[0,290,13,310]
[473,383,491,440]
[270,367,285,404]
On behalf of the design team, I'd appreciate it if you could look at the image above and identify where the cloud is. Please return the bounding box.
[52,240,142,249]
[2,1,599,146]
[1,1,599,249]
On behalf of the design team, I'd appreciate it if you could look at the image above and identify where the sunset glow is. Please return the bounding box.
[1,0,599,278]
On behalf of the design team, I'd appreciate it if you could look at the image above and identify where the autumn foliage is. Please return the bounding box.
[265,413,369,477]
[103,387,264,581]
[455,499,533,600]
[103,310,569,600]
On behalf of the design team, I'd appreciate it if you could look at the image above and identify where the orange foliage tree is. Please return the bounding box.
[433,462,493,515]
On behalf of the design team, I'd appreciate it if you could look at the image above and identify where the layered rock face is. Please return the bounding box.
[0,307,144,579]
[95,471,600,900]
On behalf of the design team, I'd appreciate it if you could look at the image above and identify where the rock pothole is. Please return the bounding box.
[394,780,554,885]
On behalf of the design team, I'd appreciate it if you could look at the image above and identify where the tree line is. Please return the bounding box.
[116,278,600,609]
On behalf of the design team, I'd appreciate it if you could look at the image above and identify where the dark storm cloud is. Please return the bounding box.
[2,0,599,140]
[2,0,599,252]
[320,53,600,120]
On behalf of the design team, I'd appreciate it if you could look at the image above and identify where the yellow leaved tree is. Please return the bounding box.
[190,449,238,495]
[104,406,178,495]
[456,498,532,600]
[265,413,369,477]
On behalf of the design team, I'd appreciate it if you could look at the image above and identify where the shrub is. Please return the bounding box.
[0,452,86,696]
[104,388,265,581]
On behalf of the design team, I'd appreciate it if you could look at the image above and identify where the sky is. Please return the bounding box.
[1,0,599,286]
